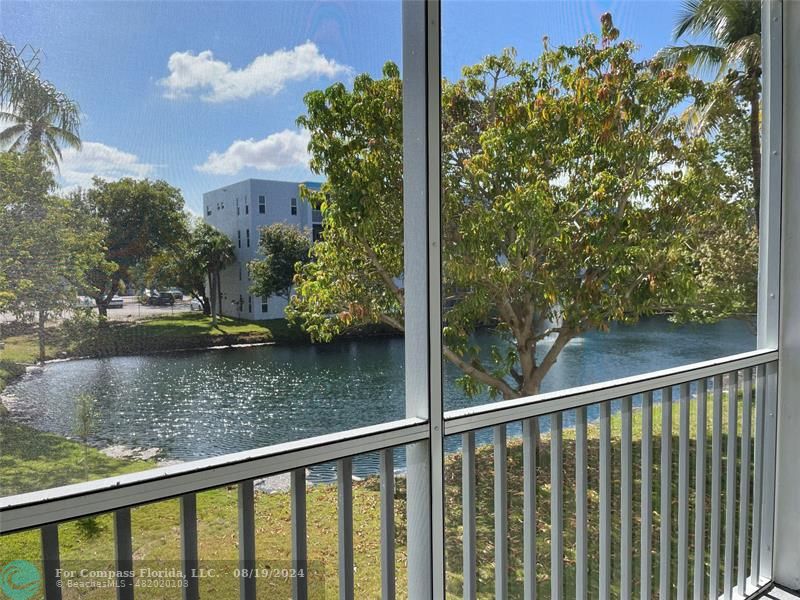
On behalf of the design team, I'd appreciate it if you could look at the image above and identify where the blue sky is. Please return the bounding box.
[3,0,686,214]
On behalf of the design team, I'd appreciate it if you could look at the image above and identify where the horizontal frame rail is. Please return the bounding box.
[0,418,428,534]
[444,349,777,435]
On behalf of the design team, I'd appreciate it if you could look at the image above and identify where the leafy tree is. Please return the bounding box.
[659,0,761,225]
[77,178,189,319]
[0,150,105,361]
[146,219,235,319]
[290,15,734,400]
[0,38,81,166]
[249,223,312,302]
[671,83,758,322]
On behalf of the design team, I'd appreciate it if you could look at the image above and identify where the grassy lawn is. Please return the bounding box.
[0,314,305,373]
[0,391,756,599]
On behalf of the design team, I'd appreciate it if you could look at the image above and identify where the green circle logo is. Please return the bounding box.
[0,560,41,600]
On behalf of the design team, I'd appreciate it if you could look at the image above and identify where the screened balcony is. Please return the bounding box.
[1,1,799,599]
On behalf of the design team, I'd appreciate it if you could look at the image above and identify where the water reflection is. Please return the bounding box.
[4,317,754,482]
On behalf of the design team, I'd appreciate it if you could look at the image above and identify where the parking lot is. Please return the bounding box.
[104,296,196,321]
[0,296,198,325]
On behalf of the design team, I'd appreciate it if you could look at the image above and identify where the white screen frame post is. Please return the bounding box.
[772,0,800,589]
[403,1,445,598]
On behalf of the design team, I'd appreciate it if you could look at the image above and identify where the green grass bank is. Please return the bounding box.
[0,394,756,599]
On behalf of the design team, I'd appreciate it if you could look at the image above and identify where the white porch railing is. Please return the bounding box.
[0,348,778,599]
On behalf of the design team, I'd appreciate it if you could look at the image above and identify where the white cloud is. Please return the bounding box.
[160,42,350,102]
[59,142,155,191]
[196,129,311,175]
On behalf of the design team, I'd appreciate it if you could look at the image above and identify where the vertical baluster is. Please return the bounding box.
[621,397,633,599]
[551,413,563,600]
[180,494,199,600]
[238,481,256,600]
[523,418,538,600]
[693,379,708,600]
[750,365,766,584]
[678,382,691,598]
[723,372,739,599]
[641,391,653,599]
[380,450,396,600]
[41,523,62,600]
[575,408,588,600]
[660,386,673,600]
[495,424,508,599]
[462,432,477,600]
[738,369,753,595]
[114,508,134,600]
[710,375,723,598]
[599,402,611,600]
[338,457,354,600]
[291,469,309,600]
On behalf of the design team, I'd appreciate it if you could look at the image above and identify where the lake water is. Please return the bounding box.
[3,317,754,482]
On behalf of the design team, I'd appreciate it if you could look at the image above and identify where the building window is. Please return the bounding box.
[248,295,252,313]
[236,198,240,216]
[239,266,242,281]
[312,224,323,243]
[261,297,268,313]
[312,208,322,223]
[259,195,266,214]
[206,206,211,216]
[239,294,243,312]
[237,230,241,248]
[245,205,249,215]
[246,229,250,248]
[291,197,297,215]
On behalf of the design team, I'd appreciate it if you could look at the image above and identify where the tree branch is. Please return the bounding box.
[443,345,519,400]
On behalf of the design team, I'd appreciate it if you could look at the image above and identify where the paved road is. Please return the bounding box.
[0,296,197,325]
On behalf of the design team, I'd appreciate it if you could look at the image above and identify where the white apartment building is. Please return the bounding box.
[202,179,322,320]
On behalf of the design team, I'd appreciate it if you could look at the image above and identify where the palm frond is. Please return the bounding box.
[0,123,26,148]
[50,125,81,151]
[674,0,725,39]
[725,33,761,70]
[657,43,727,77]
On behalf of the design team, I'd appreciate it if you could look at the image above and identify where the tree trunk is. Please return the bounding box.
[37,309,46,364]
[208,271,218,326]
[749,87,761,230]
[216,270,223,318]
[97,302,108,319]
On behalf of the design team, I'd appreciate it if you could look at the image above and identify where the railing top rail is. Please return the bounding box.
[444,348,778,435]
[0,417,428,534]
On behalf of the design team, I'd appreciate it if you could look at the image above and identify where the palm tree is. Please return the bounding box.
[0,38,81,166]
[0,87,81,166]
[659,0,761,226]
[195,223,236,326]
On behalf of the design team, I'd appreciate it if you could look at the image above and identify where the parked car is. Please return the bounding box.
[190,298,203,311]
[165,288,184,300]
[108,296,124,309]
[75,296,95,308]
[147,292,175,306]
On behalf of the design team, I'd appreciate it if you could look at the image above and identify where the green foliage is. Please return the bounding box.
[290,15,748,400]
[672,84,758,322]
[0,150,105,361]
[659,0,761,226]
[75,177,189,316]
[249,223,312,301]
